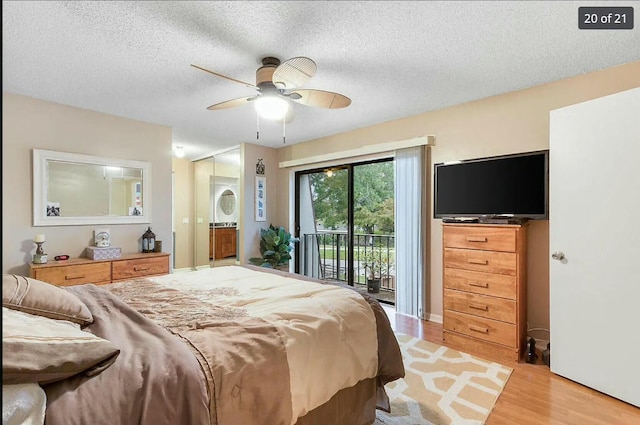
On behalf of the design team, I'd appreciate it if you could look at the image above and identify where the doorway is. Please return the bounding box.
[211,149,240,267]
[295,158,395,305]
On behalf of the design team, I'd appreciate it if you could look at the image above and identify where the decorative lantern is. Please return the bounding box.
[141,227,156,253]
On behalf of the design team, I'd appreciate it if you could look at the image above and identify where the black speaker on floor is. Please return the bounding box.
[526,337,538,364]
[542,343,551,367]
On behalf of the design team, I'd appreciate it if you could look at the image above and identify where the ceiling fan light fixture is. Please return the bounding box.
[254,95,289,121]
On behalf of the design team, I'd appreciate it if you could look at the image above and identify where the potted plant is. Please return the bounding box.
[362,247,395,293]
[249,224,299,269]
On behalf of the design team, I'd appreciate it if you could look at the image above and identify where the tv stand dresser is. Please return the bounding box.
[442,223,527,362]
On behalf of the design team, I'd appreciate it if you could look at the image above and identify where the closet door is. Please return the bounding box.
[549,87,640,407]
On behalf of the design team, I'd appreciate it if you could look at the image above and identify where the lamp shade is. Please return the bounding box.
[254,96,289,120]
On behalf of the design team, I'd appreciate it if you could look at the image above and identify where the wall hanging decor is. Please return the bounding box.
[256,158,265,175]
[255,176,266,222]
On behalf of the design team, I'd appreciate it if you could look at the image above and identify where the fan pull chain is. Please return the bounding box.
[256,113,260,140]
[283,118,286,144]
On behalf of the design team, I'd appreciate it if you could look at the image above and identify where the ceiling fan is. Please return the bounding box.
[191,56,351,123]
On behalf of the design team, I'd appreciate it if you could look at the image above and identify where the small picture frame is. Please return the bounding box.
[255,176,266,222]
[46,201,61,217]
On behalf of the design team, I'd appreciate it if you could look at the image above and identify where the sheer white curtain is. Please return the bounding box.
[394,146,425,317]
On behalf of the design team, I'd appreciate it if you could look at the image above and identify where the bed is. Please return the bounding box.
[2,265,404,425]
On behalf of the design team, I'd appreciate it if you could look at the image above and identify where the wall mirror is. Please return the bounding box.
[33,149,152,226]
[218,189,236,216]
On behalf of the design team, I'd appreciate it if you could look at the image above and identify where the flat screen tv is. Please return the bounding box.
[434,150,549,219]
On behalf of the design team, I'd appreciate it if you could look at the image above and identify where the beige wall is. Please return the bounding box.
[277,61,640,330]
[172,158,194,270]
[240,143,279,264]
[2,93,173,276]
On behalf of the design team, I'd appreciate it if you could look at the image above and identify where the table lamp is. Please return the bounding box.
[33,234,48,264]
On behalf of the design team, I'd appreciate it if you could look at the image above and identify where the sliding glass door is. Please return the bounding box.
[296,166,350,280]
[295,159,395,304]
[352,161,395,299]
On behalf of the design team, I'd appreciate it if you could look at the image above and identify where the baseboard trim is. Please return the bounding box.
[172,267,193,273]
[424,313,443,324]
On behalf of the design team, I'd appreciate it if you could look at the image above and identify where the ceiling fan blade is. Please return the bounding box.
[207,96,258,110]
[191,64,258,90]
[289,89,351,109]
[272,57,317,89]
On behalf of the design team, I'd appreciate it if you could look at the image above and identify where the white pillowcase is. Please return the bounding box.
[2,383,46,425]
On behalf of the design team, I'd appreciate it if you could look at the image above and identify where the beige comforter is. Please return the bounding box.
[44,266,404,425]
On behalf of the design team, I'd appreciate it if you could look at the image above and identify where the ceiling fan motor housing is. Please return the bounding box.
[256,57,281,88]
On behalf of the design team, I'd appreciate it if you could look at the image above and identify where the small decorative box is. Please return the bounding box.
[85,246,122,260]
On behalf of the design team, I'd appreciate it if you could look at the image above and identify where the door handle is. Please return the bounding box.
[551,251,565,261]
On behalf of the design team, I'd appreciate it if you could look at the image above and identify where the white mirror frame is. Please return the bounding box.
[33,149,152,226]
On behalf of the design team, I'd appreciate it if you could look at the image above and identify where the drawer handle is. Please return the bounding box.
[468,259,489,265]
[469,324,489,334]
[65,274,85,280]
[134,266,151,272]
[469,282,489,288]
[466,236,488,243]
[469,303,489,311]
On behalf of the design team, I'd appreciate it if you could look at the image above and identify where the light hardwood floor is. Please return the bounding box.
[383,306,640,425]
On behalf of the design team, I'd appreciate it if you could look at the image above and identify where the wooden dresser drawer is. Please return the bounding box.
[444,268,517,299]
[444,289,516,323]
[444,248,517,275]
[112,256,169,281]
[444,310,517,347]
[32,262,111,286]
[444,226,516,252]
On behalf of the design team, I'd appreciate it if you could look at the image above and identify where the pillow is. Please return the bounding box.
[2,383,46,425]
[2,307,120,385]
[2,274,93,326]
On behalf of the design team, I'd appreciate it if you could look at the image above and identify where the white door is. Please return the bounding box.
[549,87,640,407]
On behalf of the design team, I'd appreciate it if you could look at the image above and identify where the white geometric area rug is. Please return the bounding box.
[375,334,512,425]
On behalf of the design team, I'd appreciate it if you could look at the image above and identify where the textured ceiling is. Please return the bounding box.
[3,1,639,160]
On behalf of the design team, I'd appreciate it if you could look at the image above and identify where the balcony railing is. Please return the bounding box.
[300,232,395,292]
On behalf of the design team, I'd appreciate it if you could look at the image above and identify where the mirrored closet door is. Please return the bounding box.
[193,149,241,268]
